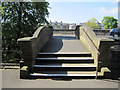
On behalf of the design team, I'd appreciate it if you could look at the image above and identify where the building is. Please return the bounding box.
[50,21,76,29]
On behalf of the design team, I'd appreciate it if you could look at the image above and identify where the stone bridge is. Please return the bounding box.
[18,25,114,79]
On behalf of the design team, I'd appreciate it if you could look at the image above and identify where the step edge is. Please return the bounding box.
[33,65,97,68]
[38,52,91,55]
[30,73,96,76]
[36,57,94,60]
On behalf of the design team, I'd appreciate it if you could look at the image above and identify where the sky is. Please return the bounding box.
[47,1,119,23]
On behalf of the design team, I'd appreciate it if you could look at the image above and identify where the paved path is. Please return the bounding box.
[1,70,119,88]
[42,35,89,53]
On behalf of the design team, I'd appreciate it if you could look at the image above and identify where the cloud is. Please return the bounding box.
[113,0,120,3]
[99,7,118,15]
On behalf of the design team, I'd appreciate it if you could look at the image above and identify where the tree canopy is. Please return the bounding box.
[102,16,118,29]
[2,2,49,62]
[85,18,99,29]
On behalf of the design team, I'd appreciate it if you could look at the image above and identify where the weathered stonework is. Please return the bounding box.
[110,45,120,79]
[79,25,114,72]
[17,26,53,74]
[75,25,81,39]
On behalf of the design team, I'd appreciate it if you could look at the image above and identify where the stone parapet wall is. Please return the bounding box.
[80,25,114,71]
[80,25,99,66]
[53,29,75,35]
[17,26,53,69]
[98,39,115,69]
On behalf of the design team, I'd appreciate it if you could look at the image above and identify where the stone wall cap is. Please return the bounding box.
[33,26,44,37]
[100,38,114,42]
[111,45,120,51]
[17,37,36,41]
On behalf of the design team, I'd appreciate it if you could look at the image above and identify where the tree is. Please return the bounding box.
[2,2,49,62]
[102,16,118,29]
[85,18,99,29]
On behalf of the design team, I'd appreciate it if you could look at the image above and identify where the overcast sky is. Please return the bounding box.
[47,1,119,23]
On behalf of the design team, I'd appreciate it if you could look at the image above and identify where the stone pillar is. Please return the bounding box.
[110,45,120,79]
[49,26,53,36]
[75,25,81,39]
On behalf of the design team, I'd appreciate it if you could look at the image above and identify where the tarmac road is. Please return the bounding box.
[1,69,119,88]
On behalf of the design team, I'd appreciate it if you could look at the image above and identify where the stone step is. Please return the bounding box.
[35,60,94,64]
[33,64,96,68]
[37,52,91,57]
[38,52,91,54]
[35,57,94,63]
[36,57,94,60]
[33,64,96,71]
[97,67,111,79]
[30,71,97,77]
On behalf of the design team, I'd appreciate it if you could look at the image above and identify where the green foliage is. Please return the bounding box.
[0,3,5,15]
[85,18,99,29]
[2,2,49,62]
[102,16,118,29]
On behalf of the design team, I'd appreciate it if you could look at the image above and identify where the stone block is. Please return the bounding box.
[20,66,30,79]
[18,26,53,72]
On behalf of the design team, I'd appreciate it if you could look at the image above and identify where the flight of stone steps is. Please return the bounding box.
[30,52,110,79]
